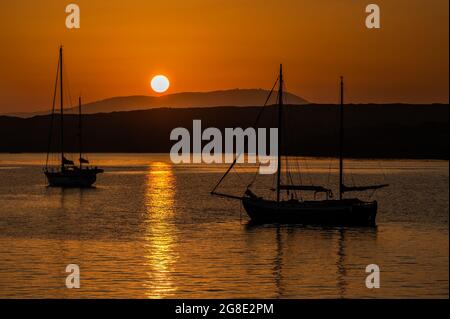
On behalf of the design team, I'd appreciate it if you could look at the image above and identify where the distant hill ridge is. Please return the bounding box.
[5,88,308,118]
[0,104,447,159]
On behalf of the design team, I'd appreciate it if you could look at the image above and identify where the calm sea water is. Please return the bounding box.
[0,153,448,298]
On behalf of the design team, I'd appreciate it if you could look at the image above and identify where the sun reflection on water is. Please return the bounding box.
[143,162,178,298]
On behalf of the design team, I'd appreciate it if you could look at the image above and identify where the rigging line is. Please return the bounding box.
[79,91,90,162]
[46,56,60,169]
[232,164,246,184]
[296,156,303,185]
[247,79,282,188]
[328,75,342,190]
[342,81,358,189]
[63,88,72,158]
[279,88,288,192]
[349,161,356,187]
[326,85,339,189]
[343,83,353,187]
[283,71,300,191]
[63,63,74,111]
[346,87,359,189]
[296,158,303,188]
[64,64,78,160]
[279,80,294,198]
[381,163,387,181]
[284,83,302,193]
[294,154,302,187]
[211,77,279,194]
[302,156,314,186]
[377,158,388,184]
[368,188,377,200]
[247,161,261,188]
[239,200,243,224]
[271,168,276,187]
[282,80,290,197]
[326,157,332,188]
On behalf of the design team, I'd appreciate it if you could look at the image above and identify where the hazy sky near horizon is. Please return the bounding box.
[0,0,448,113]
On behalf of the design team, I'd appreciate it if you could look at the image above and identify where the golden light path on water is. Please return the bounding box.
[143,162,178,298]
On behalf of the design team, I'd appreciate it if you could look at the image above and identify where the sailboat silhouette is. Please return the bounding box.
[44,46,103,187]
[212,65,388,226]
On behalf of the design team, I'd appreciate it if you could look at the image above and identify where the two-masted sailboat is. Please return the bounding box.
[44,46,103,187]
[211,65,388,226]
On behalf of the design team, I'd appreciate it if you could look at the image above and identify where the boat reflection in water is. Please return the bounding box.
[244,224,378,298]
[143,162,179,298]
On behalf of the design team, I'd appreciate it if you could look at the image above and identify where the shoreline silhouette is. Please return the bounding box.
[0,104,447,159]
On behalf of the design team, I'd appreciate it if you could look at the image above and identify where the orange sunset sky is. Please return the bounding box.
[0,0,448,113]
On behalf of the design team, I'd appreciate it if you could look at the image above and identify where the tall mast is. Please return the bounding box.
[276,64,283,203]
[78,96,82,169]
[339,76,344,200]
[60,46,64,171]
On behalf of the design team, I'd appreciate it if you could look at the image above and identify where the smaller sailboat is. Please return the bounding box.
[44,46,103,187]
[211,65,388,226]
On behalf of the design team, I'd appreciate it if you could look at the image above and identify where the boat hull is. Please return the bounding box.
[45,168,103,188]
[242,197,377,226]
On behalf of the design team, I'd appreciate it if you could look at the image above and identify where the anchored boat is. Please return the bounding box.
[44,46,103,187]
[212,65,388,226]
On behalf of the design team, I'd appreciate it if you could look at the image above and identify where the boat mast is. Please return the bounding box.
[78,96,82,169]
[339,76,344,200]
[60,46,64,171]
[276,64,283,203]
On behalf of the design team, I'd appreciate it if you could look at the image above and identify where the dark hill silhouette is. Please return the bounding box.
[0,104,447,159]
[5,89,308,118]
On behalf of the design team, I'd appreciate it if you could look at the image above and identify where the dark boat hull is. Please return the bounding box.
[242,197,377,226]
[45,168,103,187]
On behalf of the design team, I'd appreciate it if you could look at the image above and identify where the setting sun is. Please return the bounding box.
[151,75,170,93]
